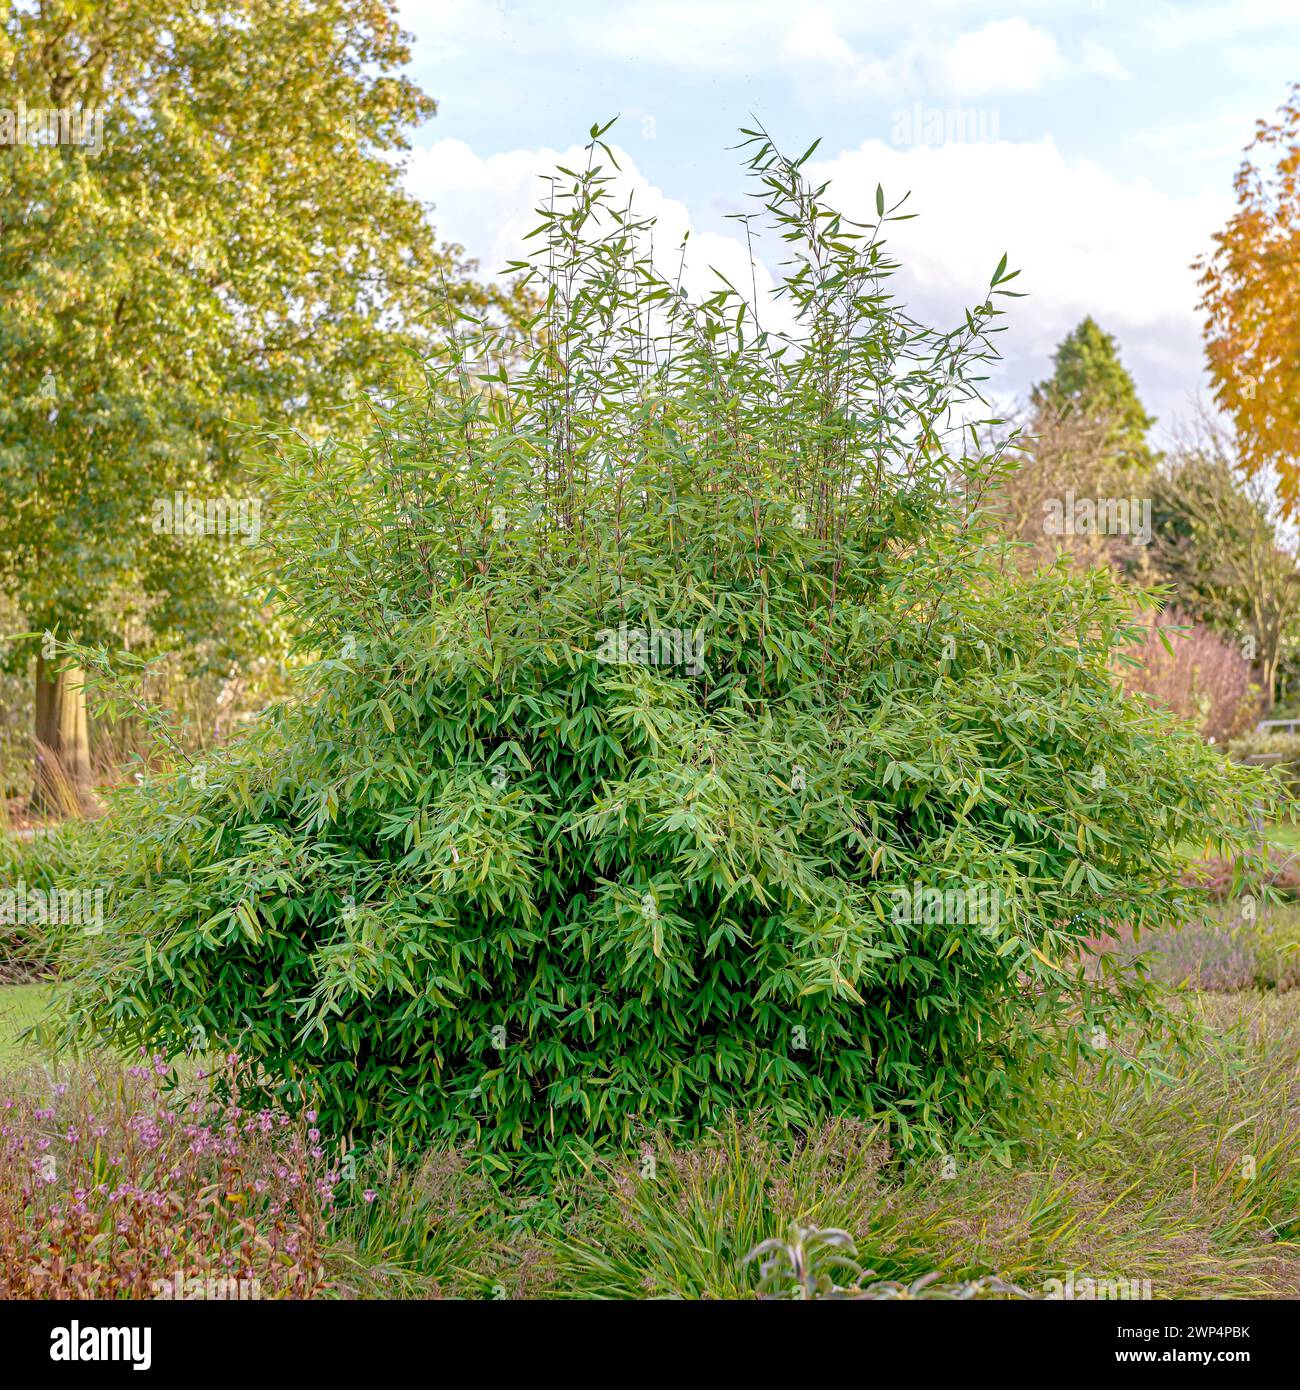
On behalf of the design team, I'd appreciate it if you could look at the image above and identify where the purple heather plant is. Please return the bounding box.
[0,1052,344,1298]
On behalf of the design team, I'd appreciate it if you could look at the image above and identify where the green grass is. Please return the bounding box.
[528,994,1300,1299]
[0,982,50,1062]
[1172,819,1300,860]
[1266,821,1300,857]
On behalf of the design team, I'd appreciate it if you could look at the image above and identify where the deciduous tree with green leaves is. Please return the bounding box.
[1151,418,1300,710]
[0,0,527,804]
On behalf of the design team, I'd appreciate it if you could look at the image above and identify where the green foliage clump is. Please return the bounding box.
[0,822,105,982]
[49,127,1269,1180]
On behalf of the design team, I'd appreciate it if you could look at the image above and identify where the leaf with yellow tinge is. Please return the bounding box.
[1028,944,1065,973]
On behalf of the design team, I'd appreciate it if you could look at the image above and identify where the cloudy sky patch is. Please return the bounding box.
[399,0,1300,436]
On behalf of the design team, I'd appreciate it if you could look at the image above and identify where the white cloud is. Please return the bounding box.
[939,18,1067,96]
[1130,0,1300,48]
[570,7,1128,103]
[575,0,786,73]
[781,6,861,68]
[402,0,1155,113]
[1079,39,1133,83]
[779,6,905,96]
[406,0,511,62]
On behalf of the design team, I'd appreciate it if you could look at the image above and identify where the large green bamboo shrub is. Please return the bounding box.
[50,126,1269,1178]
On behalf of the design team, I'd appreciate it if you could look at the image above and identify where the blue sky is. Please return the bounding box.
[396,0,1300,435]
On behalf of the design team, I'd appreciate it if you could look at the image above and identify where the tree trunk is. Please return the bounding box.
[33,655,94,814]
[1261,643,1280,713]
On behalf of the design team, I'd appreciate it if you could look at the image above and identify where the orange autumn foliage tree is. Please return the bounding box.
[1198,82,1300,515]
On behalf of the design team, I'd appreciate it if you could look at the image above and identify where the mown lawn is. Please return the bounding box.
[0,983,49,1063]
